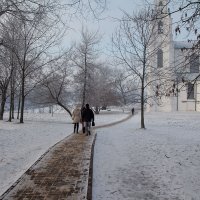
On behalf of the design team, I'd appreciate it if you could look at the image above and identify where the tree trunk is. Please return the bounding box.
[9,91,15,121]
[17,90,21,119]
[141,73,145,129]
[9,53,16,121]
[20,71,25,123]
[20,94,25,123]
[141,87,145,128]
[0,91,6,120]
[141,98,145,129]
[11,78,15,119]
[57,100,72,117]
[82,54,87,107]
[8,86,12,122]
[11,93,15,119]
[8,75,14,121]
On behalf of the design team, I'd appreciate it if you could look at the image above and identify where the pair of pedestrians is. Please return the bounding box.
[72,103,95,135]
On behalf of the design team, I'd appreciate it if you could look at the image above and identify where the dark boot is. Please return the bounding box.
[83,127,85,133]
[74,124,76,133]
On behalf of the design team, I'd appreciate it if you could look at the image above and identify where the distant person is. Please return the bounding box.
[131,107,135,115]
[72,106,81,134]
[82,104,94,136]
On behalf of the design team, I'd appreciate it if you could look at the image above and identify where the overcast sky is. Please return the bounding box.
[65,0,145,46]
[64,0,191,53]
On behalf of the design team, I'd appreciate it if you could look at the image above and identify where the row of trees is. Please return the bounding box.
[0,6,67,123]
[0,21,124,122]
[1,0,200,128]
[0,0,122,123]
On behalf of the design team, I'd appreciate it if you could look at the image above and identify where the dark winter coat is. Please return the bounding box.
[82,108,94,122]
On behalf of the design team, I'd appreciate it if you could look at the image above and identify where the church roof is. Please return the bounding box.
[174,41,194,49]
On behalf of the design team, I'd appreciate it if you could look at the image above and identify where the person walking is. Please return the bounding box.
[131,107,135,115]
[82,103,94,136]
[72,106,81,133]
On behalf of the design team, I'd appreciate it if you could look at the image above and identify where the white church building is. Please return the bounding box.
[147,0,200,112]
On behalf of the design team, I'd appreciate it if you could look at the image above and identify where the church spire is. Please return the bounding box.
[155,0,168,14]
[154,0,171,35]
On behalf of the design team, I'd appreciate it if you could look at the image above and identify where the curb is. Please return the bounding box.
[0,133,74,200]
[86,113,132,200]
[86,133,97,200]
[95,113,132,129]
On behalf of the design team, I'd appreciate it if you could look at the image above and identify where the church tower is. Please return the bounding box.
[147,0,175,112]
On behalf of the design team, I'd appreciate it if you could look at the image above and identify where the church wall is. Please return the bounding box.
[175,83,200,112]
[163,44,200,112]
[147,0,200,113]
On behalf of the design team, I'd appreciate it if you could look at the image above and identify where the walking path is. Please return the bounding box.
[0,133,96,200]
[0,114,132,200]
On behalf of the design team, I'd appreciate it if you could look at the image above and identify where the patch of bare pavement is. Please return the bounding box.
[0,132,96,200]
[0,114,131,200]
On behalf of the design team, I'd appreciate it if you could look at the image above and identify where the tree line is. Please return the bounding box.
[0,0,123,123]
[1,0,200,128]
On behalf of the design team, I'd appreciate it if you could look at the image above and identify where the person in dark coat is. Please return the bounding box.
[81,106,86,133]
[82,104,94,136]
[131,107,135,115]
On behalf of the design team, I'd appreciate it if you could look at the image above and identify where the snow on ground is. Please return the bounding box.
[0,110,129,196]
[93,112,200,200]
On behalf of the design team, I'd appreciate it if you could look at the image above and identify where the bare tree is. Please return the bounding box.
[0,0,108,124]
[2,17,21,121]
[2,12,66,123]
[30,54,74,117]
[0,0,107,24]
[34,73,73,116]
[72,28,101,107]
[87,65,121,113]
[112,7,170,128]
[0,16,21,120]
[0,47,12,120]
[113,69,140,106]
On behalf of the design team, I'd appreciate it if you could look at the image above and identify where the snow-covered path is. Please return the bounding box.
[0,110,129,196]
[93,112,200,200]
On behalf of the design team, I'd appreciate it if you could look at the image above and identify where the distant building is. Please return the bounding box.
[147,0,200,112]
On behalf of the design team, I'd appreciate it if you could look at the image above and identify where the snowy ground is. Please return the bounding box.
[0,110,129,196]
[2,110,199,199]
[93,112,200,200]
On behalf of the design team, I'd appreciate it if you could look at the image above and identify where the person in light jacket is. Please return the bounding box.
[72,106,81,133]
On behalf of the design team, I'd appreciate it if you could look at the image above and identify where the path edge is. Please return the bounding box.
[86,133,97,200]
[0,133,74,199]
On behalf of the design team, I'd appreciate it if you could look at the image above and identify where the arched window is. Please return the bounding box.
[187,82,194,99]
[157,49,163,68]
[190,54,199,73]
[158,21,164,34]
